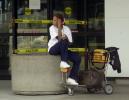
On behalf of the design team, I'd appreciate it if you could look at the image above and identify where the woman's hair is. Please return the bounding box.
[53,13,64,22]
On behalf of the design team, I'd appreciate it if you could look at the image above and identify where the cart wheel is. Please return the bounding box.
[87,88,96,93]
[68,88,74,96]
[104,84,113,95]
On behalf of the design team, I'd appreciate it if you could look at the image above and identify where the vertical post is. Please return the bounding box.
[0,8,2,24]
[84,0,88,32]
[4,0,7,21]
[47,0,52,40]
[0,1,2,24]
[84,0,89,70]
[12,0,18,51]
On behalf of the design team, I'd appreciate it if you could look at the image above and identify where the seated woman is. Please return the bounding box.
[48,13,81,85]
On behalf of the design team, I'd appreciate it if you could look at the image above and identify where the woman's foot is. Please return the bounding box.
[60,61,70,68]
[66,78,79,85]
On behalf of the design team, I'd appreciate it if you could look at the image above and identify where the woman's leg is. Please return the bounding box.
[67,51,81,80]
[49,40,69,62]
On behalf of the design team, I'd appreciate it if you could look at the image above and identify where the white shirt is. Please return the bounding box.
[48,25,73,51]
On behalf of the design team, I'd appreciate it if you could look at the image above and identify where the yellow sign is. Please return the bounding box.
[25,8,31,15]
[65,7,72,15]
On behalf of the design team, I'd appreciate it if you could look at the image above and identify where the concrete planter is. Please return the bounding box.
[11,54,66,95]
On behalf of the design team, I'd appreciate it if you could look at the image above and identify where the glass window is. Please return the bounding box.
[16,0,48,50]
[87,0,104,32]
[85,0,105,49]
[52,0,87,49]
[17,0,47,33]
[0,0,12,33]
[12,0,105,51]
[17,36,48,49]
[88,36,105,49]
[51,0,105,49]
[52,0,84,32]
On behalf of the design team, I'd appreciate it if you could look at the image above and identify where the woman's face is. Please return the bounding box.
[52,16,58,27]
[53,16,63,27]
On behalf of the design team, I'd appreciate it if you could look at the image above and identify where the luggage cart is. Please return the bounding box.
[61,49,113,95]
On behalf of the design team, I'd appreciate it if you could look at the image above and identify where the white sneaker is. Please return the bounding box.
[66,78,79,85]
[60,61,70,68]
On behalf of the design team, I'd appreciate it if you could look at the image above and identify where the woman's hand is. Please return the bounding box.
[57,19,62,28]
[61,34,68,40]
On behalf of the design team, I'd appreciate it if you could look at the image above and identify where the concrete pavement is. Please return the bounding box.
[0,80,129,100]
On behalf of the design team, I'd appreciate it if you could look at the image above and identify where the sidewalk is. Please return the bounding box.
[0,80,129,100]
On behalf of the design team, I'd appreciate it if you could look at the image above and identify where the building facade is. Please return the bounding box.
[0,0,104,79]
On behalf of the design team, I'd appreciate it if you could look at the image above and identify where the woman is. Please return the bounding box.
[48,13,81,85]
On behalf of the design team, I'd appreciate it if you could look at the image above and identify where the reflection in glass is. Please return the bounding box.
[17,0,47,33]
[17,36,48,49]
[87,0,104,31]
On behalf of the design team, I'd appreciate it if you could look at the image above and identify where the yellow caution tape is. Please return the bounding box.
[15,19,52,24]
[14,48,86,54]
[65,20,86,25]
[14,48,48,54]
[15,19,87,25]
[68,48,85,52]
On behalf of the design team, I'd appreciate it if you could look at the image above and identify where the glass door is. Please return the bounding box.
[51,0,105,70]
[51,0,105,49]
[51,0,87,48]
